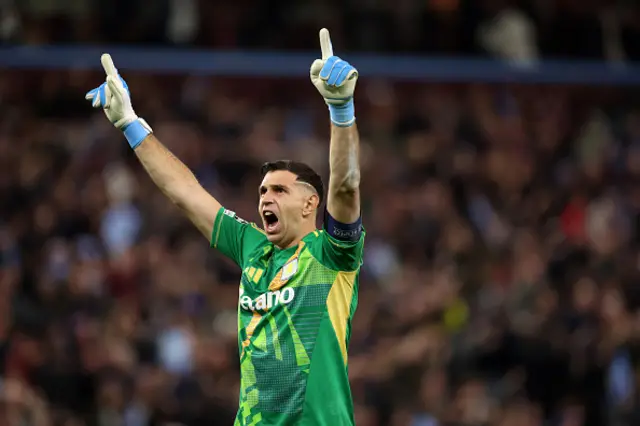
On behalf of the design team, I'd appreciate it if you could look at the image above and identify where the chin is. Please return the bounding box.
[264,228,281,241]
[267,234,289,248]
[266,233,279,242]
[265,229,291,247]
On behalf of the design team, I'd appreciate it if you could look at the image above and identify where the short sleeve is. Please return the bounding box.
[317,210,365,272]
[210,207,267,268]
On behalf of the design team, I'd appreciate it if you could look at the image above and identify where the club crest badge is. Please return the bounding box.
[281,258,299,281]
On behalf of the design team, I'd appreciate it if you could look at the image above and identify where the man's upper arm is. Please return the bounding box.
[210,207,267,268]
[317,209,365,272]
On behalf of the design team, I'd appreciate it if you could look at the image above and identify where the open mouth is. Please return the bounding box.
[263,211,280,233]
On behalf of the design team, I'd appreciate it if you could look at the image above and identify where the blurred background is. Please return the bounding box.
[0,0,640,425]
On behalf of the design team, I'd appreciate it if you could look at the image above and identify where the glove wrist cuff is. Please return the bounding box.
[123,118,152,149]
[328,98,355,127]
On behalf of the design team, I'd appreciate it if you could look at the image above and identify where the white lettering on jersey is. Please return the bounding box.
[239,287,295,312]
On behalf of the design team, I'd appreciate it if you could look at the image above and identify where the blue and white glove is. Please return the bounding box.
[310,28,358,127]
[85,54,152,149]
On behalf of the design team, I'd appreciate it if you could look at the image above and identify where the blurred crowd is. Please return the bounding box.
[0,0,639,60]
[0,65,639,426]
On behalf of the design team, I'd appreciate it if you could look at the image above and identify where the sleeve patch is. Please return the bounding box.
[224,209,248,225]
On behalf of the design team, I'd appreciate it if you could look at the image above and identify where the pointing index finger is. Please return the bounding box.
[101,53,118,77]
[319,28,333,60]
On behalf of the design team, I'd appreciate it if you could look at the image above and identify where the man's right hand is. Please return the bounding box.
[85,54,152,149]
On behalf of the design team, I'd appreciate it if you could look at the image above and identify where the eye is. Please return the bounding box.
[275,187,285,193]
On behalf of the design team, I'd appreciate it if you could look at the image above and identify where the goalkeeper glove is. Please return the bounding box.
[85,54,152,149]
[310,28,359,127]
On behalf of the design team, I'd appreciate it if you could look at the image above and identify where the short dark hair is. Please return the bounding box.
[260,160,324,205]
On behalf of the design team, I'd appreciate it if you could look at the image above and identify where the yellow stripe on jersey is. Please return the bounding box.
[252,268,264,283]
[241,312,262,356]
[326,270,356,365]
[250,223,266,235]
[213,211,224,248]
[268,316,282,360]
[248,412,262,426]
[253,327,267,351]
[282,307,310,366]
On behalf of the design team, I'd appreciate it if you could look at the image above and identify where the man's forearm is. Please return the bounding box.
[133,134,221,236]
[134,134,198,203]
[329,124,360,191]
[327,124,361,223]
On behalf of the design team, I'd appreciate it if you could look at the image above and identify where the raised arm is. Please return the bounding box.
[327,124,360,223]
[310,29,361,224]
[85,54,220,239]
[133,134,220,238]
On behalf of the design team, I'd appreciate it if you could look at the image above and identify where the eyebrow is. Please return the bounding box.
[258,181,318,195]
[259,183,288,193]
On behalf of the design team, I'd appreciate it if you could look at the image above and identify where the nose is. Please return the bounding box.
[261,196,274,208]
[263,188,276,200]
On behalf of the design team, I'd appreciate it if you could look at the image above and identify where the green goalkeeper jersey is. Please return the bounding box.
[210,207,365,426]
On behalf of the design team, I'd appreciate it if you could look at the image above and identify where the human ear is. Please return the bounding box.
[302,193,319,217]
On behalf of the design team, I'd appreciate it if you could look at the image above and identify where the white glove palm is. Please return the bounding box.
[85,54,138,129]
[309,29,358,106]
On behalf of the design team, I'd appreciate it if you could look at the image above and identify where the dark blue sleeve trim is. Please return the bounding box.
[324,209,362,242]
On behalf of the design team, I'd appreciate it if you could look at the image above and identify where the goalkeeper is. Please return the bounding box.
[86,29,364,426]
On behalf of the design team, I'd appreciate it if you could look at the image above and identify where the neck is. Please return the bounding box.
[276,222,316,250]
